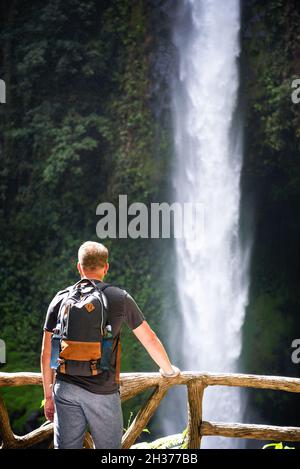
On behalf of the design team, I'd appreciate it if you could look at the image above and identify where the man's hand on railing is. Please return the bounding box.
[159,365,181,378]
[44,396,55,422]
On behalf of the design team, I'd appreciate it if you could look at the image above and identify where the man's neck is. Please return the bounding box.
[81,274,103,282]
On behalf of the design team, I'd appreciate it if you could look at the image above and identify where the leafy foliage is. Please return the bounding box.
[241,0,300,433]
[0,0,173,433]
[262,442,295,450]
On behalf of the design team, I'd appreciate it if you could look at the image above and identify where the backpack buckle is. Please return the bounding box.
[58,359,66,374]
[90,360,98,376]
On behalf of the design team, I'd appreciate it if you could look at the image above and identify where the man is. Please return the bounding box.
[41,241,180,449]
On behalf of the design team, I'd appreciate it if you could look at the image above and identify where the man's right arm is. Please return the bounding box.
[123,292,180,377]
[132,321,180,377]
[40,330,55,422]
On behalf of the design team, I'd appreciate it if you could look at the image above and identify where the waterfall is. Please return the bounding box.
[162,0,252,449]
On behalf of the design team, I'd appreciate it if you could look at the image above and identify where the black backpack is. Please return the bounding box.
[50,278,114,377]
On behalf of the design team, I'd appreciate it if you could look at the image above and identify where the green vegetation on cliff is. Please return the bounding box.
[0,0,173,435]
[241,0,300,431]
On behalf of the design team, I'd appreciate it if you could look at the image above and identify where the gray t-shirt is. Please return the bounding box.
[43,280,145,394]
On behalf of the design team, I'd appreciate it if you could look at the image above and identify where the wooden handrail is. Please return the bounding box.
[1,371,300,393]
[0,371,300,449]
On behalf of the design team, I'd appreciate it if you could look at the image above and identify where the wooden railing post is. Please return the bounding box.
[0,394,16,448]
[187,380,205,449]
[122,383,169,449]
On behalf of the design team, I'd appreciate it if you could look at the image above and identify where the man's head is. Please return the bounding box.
[77,241,109,281]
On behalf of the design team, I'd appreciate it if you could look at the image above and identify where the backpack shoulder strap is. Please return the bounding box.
[97,282,127,294]
[96,282,111,292]
[56,286,72,297]
[53,285,73,333]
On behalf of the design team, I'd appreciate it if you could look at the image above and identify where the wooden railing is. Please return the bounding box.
[1,371,300,449]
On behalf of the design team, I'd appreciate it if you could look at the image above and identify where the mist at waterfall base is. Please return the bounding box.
[157,0,252,449]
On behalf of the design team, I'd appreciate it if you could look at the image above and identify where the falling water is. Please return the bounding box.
[163,0,252,448]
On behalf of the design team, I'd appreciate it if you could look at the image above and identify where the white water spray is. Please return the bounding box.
[163,0,252,448]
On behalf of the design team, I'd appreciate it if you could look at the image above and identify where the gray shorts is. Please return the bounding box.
[53,380,123,449]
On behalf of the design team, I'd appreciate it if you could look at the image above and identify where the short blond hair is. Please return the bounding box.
[78,241,108,270]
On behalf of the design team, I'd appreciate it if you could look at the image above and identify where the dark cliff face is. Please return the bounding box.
[240,0,300,441]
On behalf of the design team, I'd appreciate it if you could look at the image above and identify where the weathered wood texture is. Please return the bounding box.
[201,421,300,442]
[0,394,53,449]
[1,371,300,393]
[122,384,169,448]
[1,371,300,449]
[187,380,205,448]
